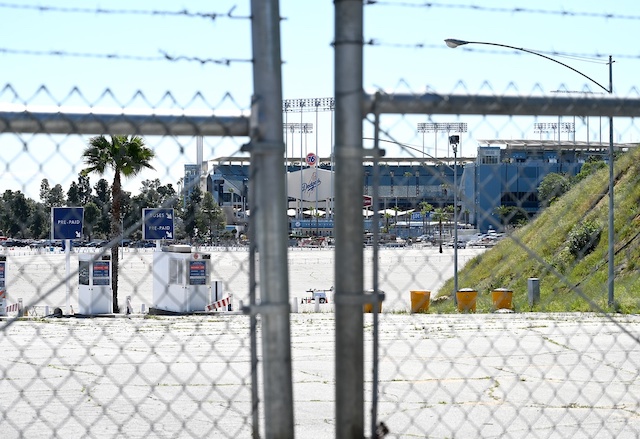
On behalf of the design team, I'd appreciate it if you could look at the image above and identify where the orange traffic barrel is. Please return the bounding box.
[410,290,430,313]
[492,288,513,310]
[456,288,478,313]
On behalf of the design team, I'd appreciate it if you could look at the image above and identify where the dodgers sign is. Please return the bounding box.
[52,207,84,240]
[142,208,175,240]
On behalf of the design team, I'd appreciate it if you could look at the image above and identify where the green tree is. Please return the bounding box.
[93,178,110,205]
[92,178,111,238]
[39,179,65,209]
[183,185,202,241]
[83,202,101,241]
[574,158,606,183]
[567,219,601,259]
[66,174,93,207]
[133,179,179,211]
[199,191,226,243]
[81,135,155,313]
[493,205,511,231]
[67,181,81,206]
[494,205,529,231]
[77,174,93,205]
[49,184,66,208]
[2,190,30,238]
[29,201,48,239]
[39,179,51,206]
[538,173,571,207]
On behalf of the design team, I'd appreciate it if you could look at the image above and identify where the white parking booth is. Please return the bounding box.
[152,245,211,313]
[78,254,113,315]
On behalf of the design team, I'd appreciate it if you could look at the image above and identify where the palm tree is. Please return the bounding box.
[81,135,155,313]
[493,205,511,232]
[419,201,433,235]
[432,207,448,253]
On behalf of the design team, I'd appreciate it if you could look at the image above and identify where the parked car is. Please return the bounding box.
[446,239,467,248]
[416,234,434,244]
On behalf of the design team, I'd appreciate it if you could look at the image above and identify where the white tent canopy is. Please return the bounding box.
[377,209,414,217]
[303,209,326,216]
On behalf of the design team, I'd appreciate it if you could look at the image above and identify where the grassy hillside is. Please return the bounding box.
[434,146,640,313]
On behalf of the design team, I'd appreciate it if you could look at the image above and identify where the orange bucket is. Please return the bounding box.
[492,288,513,310]
[410,291,430,313]
[456,288,477,313]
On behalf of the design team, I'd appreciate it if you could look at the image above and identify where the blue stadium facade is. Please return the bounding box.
[190,140,619,236]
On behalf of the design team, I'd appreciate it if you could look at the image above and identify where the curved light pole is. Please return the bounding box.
[445,38,615,307]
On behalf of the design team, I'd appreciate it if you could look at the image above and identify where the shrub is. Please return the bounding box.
[567,220,601,259]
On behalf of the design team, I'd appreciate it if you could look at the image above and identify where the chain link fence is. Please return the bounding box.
[2,1,640,438]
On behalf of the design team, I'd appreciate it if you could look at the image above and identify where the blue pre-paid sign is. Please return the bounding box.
[52,207,84,240]
[142,208,174,240]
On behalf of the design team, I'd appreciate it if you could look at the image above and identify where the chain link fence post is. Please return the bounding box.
[250,0,294,437]
[334,1,366,438]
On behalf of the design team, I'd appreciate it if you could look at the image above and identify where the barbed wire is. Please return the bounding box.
[3,2,635,65]
[0,3,249,20]
[4,42,629,66]
[0,48,250,65]
[365,1,640,22]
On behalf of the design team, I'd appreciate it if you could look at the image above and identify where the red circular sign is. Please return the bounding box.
[305,152,317,166]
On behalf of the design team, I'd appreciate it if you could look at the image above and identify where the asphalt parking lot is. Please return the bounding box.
[1,312,639,438]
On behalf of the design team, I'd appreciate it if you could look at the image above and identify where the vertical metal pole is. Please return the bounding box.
[250,1,294,437]
[300,105,304,220]
[315,103,320,234]
[331,104,335,220]
[607,55,615,308]
[371,105,382,439]
[65,239,71,314]
[453,145,458,301]
[334,1,364,438]
[248,169,260,439]
[284,111,289,214]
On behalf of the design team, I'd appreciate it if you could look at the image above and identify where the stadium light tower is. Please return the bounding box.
[445,38,616,307]
[417,122,467,158]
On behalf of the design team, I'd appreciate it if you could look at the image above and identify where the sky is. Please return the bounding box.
[1,0,640,200]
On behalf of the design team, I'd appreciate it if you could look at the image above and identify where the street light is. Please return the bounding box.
[446,38,616,307]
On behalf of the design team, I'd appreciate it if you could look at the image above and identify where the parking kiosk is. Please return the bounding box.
[152,245,211,313]
[78,254,113,314]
